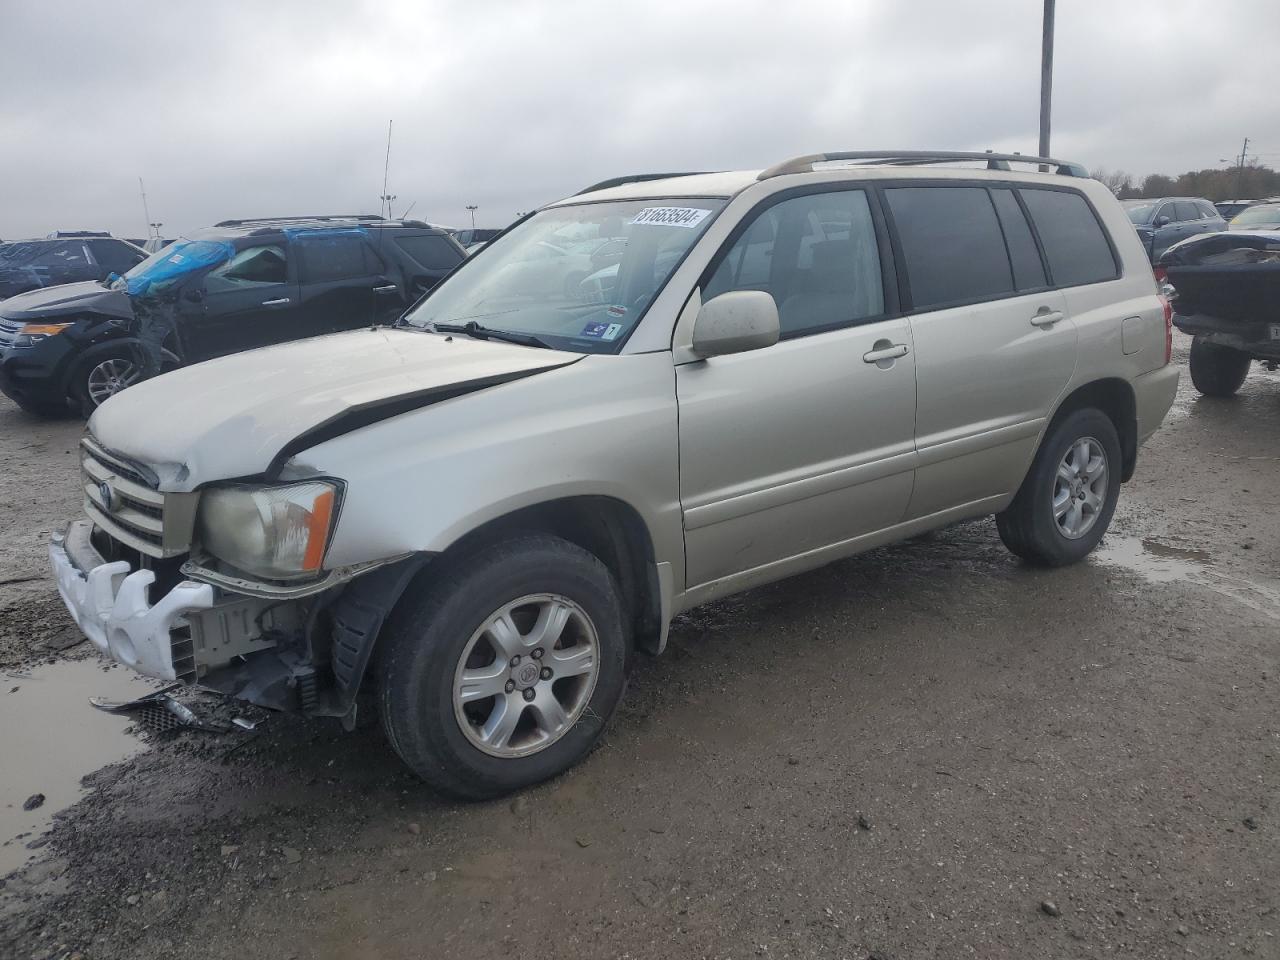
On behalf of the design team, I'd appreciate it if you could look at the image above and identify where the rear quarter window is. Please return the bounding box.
[1019,189,1119,287]
[885,186,1013,310]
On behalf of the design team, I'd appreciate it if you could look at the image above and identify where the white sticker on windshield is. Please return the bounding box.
[630,207,712,229]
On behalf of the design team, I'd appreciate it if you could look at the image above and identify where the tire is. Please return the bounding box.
[377,535,627,799]
[996,408,1122,567]
[73,349,144,416]
[1189,336,1250,397]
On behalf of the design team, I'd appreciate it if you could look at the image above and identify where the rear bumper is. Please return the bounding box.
[50,520,214,682]
[1173,312,1280,361]
[1133,363,1180,445]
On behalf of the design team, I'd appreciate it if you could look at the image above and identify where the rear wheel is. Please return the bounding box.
[1189,336,1250,397]
[378,536,627,799]
[997,408,1121,567]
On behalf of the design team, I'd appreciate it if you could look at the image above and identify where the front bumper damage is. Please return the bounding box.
[51,521,213,682]
[50,518,425,721]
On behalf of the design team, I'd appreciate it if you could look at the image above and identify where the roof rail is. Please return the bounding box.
[46,230,113,238]
[213,214,386,227]
[758,151,1090,180]
[576,172,716,196]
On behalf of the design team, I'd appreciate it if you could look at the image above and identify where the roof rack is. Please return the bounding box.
[758,151,1090,180]
[213,214,386,227]
[576,172,716,196]
[46,230,113,238]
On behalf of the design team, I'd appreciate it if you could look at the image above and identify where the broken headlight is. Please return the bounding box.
[196,480,342,581]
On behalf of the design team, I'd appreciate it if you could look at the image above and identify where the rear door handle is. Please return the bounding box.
[1030,309,1064,328]
[862,343,910,364]
[261,298,291,307]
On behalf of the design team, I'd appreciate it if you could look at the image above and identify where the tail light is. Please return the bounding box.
[1158,293,1173,365]
[1153,266,1169,286]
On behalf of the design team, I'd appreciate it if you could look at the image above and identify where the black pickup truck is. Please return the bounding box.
[1158,231,1280,396]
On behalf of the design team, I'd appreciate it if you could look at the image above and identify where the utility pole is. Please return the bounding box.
[466,204,478,229]
[1038,0,1055,168]
[1237,137,1250,196]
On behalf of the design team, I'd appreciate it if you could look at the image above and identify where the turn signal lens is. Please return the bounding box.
[13,322,72,348]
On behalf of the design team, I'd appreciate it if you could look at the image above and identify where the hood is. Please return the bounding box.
[88,327,581,490]
[0,280,133,321]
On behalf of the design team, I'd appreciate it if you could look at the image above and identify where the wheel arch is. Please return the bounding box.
[1046,377,1138,481]
[434,495,665,655]
[324,495,667,719]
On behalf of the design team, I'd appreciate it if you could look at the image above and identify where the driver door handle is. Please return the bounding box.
[261,298,291,307]
[1030,309,1065,328]
[373,284,397,294]
[862,343,909,363]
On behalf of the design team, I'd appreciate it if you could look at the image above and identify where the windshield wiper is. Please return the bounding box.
[430,321,552,349]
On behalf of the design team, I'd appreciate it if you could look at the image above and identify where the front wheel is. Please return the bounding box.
[997,408,1122,567]
[74,352,143,415]
[378,536,627,799]
[1189,336,1250,397]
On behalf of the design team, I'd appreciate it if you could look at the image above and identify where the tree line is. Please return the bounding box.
[1088,163,1280,201]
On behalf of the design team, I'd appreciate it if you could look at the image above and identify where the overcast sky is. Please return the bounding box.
[2,0,1276,240]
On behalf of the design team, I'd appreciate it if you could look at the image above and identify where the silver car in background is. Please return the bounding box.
[50,151,1178,797]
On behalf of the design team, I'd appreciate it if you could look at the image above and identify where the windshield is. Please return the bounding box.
[1122,201,1159,224]
[114,238,235,296]
[1230,203,1280,227]
[401,198,727,352]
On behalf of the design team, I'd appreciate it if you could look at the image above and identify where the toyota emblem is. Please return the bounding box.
[98,480,117,512]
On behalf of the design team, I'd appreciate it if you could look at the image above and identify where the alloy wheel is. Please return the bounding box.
[1052,436,1108,539]
[452,593,599,758]
[86,358,140,406]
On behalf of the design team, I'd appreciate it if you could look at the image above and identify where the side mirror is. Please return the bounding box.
[691,290,779,358]
[1154,215,1171,228]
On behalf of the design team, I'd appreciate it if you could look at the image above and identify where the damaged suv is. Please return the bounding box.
[0,216,463,415]
[51,152,1179,798]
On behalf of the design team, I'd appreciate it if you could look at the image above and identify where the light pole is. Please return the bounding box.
[149,222,163,240]
[380,194,396,219]
[466,205,478,229]
[1038,0,1055,166]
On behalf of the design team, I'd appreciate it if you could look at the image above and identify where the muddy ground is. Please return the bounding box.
[2,335,1278,960]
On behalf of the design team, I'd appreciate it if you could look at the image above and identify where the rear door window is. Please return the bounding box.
[1019,189,1119,287]
[298,233,375,282]
[395,234,464,271]
[990,188,1047,291]
[885,186,1013,310]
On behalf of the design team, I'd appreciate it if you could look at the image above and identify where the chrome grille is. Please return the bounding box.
[0,317,21,348]
[80,438,197,559]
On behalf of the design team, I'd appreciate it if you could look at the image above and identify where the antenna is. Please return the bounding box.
[398,200,417,220]
[139,177,152,237]
[379,120,395,219]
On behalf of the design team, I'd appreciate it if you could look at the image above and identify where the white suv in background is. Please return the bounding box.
[51,151,1178,797]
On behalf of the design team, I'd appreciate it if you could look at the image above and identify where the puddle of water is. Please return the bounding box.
[0,657,155,876]
[1094,536,1208,583]
[1095,536,1280,620]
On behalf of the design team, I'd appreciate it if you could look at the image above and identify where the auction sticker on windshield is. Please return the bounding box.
[581,321,623,340]
[631,207,712,228]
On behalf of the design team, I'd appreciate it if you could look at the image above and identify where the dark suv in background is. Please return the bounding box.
[1122,197,1225,260]
[0,232,145,300]
[0,215,464,415]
